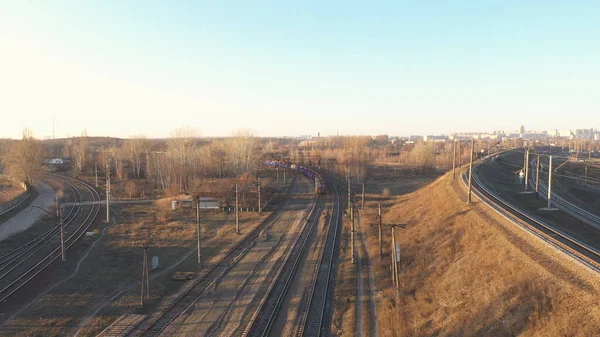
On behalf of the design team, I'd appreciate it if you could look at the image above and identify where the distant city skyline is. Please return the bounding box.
[1,2,599,139]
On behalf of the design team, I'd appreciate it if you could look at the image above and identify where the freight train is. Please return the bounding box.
[264,160,327,194]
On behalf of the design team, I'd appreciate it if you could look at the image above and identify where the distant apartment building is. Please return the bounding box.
[574,128,597,140]
[558,129,573,138]
[424,135,448,142]
[408,135,423,142]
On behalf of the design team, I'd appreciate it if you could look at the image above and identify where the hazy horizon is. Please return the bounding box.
[2,2,599,139]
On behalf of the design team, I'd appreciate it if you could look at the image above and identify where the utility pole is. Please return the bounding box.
[524,149,530,191]
[452,140,457,180]
[196,199,202,268]
[467,139,474,204]
[547,155,553,209]
[95,163,98,188]
[140,245,150,306]
[535,155,540,199]
[106,161,111,223]
[351,206,355,264]
[59,205,65,262]
[378,203,382,258]
[347,168,351,213]
[361,182,365,210]
[235,184,240,234]
[387,224,405,294]
[258,177,262,214]
[391,226,398,288]
[458,141,462,167]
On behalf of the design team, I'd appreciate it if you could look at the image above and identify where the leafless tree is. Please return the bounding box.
[227,130,262,175]
[167,127,199,190]
[409,142,436,172]
[125,134,148,179]
[1,128,44,185]
[73,130,89,175]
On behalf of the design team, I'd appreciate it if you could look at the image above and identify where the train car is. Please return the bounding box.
[264,160,327,194]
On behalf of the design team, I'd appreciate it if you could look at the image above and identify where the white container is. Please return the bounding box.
[171,200,178,210]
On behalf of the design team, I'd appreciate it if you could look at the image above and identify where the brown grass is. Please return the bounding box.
[0,176,25,205]
[1,199,264,337]
[363,170,600,336]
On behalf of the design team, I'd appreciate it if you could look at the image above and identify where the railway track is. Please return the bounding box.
[464,157,600,273]
[0,174,101,304]
[533,161,600,228]
[296,176,341,337]
[241,192,324,337]
[133,175,300,337]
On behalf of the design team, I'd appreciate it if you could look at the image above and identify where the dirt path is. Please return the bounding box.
[356,207,377,337]
[0,182,54,242]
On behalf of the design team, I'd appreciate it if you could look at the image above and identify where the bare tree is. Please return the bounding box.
[168,127,199,191]
[125,134,148,179]
[409,142,436,172]
[1,128,44,185]
[73,130,89,175]
[227,130,262,175]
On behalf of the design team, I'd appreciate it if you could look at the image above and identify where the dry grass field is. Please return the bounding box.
[0,176,24,205]
[0,199,265,337]
[361,170,600,336]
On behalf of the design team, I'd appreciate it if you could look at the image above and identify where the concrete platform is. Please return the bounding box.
[0,181,55,242]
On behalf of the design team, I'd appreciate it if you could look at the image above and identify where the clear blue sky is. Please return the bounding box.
[1,1,599,139]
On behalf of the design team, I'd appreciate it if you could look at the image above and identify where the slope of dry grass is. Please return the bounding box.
[363,171,600,337]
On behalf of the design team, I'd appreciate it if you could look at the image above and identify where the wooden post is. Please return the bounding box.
[524,149,530,191]
[378,204,382,258]
[361,182,365,210]
[106,162,110,223]
[548,155,553,209]
[196,200,202,267]
[452,140,456,180]
[536,155,540,199]
[140,246,150,306]
[391,226,397,287]
[95,163,98,188]
[235,184,240,234]
[258,177,262,214]
[59,206,66,262]
[467,139,474,204]
[351,206,355,264]
[347,169,351,213]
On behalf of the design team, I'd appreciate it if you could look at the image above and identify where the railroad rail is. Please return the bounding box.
[464,157,600,273]
[241,196,323,336]
[296,176,341,337]
[133,176,300,337]
[533,163,600,229]
[0,185,31,218]
[0,174,101,303]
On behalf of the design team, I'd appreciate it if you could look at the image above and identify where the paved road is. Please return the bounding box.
[0,182,55,242]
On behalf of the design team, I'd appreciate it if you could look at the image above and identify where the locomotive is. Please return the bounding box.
[264,160,327,194]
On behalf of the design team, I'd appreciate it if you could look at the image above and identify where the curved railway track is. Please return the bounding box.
[0,174,101,304]
[134,175,300,337]
[464,157,600,273]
